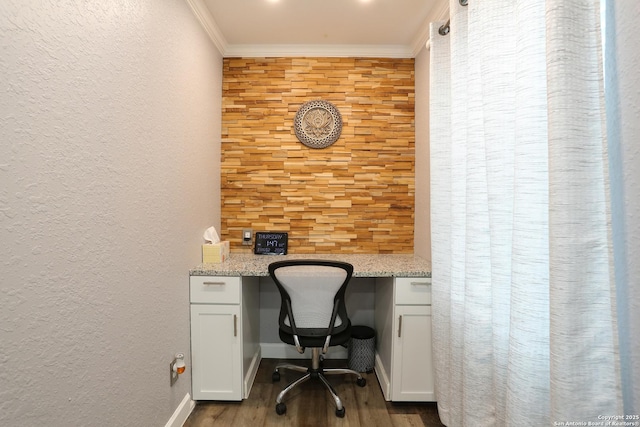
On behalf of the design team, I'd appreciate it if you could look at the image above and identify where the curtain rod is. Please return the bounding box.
[439,0,467,36]
[426,0,467,48]
[439,20,450,36]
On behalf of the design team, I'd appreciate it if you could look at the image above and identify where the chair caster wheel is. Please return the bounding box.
[357,377,366,387]
[272,371,280,382]
[276,402,286,415]
[335,407,345,418]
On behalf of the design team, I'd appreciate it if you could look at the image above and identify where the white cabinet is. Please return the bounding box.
[189,276,260,401]
[190,304,242,400]
[392,303,434,401]
[374,277,435,402]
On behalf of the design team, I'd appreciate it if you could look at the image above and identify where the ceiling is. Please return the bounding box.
[186,0,449,58]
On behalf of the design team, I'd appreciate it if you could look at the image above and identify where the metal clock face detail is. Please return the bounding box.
[294,100,342,149]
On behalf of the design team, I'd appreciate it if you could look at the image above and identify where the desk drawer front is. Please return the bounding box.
[190,276,241,304]
[395,277,431,305]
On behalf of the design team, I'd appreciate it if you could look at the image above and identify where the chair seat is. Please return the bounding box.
[279,322,352,349]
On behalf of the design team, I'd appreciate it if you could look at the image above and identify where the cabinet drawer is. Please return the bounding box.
[190,276,241,304]
[394,277,431,305]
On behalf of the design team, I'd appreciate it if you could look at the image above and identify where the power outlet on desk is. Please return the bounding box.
[242,228,253,246]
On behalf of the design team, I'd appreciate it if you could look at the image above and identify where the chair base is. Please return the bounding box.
[272,348,366,417]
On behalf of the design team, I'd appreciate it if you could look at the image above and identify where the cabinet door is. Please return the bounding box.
[191,304,242,400]
[392,305,435,401]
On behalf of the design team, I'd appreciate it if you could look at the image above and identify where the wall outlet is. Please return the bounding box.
[169,360,179,386]
[242,228,253,246]
[170,353,185,386]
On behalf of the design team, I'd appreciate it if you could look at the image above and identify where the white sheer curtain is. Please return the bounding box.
[429,1,628,425]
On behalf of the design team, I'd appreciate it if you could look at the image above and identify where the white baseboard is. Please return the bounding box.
[165,393,195,427]
[243,346,261,399]
[374,353,391,401]
[260,342,348,359]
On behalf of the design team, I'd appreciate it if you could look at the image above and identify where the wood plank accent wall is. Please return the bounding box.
[221,57,415,254]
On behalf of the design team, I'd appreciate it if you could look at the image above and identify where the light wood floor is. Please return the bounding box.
[184,358,445,427]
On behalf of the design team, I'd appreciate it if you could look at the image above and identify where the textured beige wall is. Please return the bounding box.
[414,45,432,260]
[0,1,222,425]
[222,57,416,254]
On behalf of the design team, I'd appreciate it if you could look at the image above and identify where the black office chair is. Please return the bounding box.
[268,259,367,418]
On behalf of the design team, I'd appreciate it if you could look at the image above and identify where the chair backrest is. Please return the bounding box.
[269,260,353,337]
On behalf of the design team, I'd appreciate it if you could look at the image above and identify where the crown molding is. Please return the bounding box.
[411,21,432,57]
[424,2,450,50]
[410,1,449,56]
[186,0,449,59]
[418,0,450,53]
[223,44,414,59]
[185,0,227,55]
[433,0,451,22]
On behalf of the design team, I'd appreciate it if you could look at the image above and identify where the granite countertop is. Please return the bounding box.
[190,253,431,278]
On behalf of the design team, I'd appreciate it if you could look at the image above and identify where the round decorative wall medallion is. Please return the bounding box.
[294,100,342,149]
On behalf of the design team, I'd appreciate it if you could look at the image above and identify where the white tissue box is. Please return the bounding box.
[202,241,230,263]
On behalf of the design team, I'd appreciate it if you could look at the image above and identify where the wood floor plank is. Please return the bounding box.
[390,413,427,427]
[183,401,240,427]
[185,358,444,427]
[350,372,395,427]
[324,376,359,427]
[231,383,271,426]
[285,380,328,426]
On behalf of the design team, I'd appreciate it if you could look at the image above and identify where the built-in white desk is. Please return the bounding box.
[189,254,434,403]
